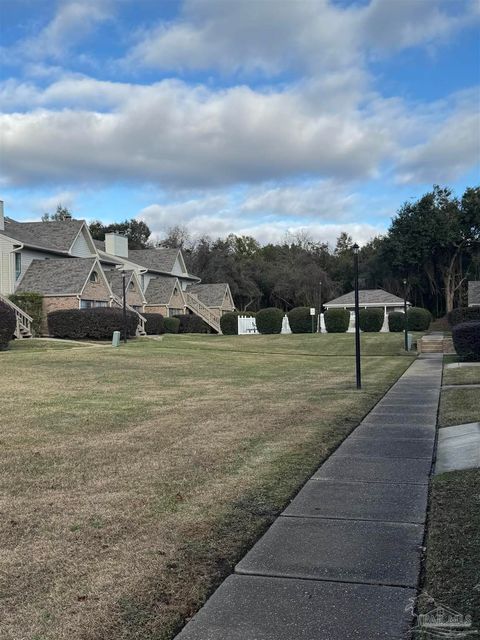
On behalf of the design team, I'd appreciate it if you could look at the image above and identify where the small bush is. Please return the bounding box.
[47,308,137,340]
[359,308,384,332]
[407,307,432,331]
[143,313,165,335]
[0,300,16,350]
[452,321,480,361]
[324,309,350,333]
[256,307,283,334]
[388,312,405,332]
[447,307,480,327]
[9,292,43,336]
[220,312,239,335]
[164,317,180,334]
[174,314,210,333]
[287,307,317,333]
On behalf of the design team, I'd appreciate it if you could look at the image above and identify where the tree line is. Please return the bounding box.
[44,185,479,317]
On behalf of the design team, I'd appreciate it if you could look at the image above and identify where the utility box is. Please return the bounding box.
[112,331,121,347]
[407,333,413,351]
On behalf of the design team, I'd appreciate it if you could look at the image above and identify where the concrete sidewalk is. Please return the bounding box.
[176,355,443,640]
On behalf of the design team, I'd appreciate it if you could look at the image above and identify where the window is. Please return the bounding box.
[129,281,135,290]
[169,308,183,317]
[15,253,21,280]
[80,299,108,309]
[89,270,99,283]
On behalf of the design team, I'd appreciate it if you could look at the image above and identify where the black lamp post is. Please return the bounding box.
[403,278,408,351]
[353,243,361,389]
[318,281,322,333]
[122,270,127,345]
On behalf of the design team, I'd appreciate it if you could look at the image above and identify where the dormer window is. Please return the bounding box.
[89,270,99,283]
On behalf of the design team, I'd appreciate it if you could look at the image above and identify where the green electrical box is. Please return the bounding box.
[112,331,121,347]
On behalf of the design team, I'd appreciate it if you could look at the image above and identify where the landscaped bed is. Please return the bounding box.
[1,334,415,640]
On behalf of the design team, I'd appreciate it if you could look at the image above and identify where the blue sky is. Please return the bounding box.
[0,0,479,246]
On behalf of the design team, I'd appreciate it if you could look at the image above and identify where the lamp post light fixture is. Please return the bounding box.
[403,278,408,352]
[352,243,361,389]
[122,270,128,345]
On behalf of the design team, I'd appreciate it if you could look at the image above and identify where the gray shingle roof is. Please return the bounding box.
[187,283,229,307]
[468,281,480,306]
[93,239,105,250]
[2,219,85,253]
[16,258,97,295]
[105,269,134,297]
[326,289,405,306]
[128,248,180,273]
[145,276,178,304]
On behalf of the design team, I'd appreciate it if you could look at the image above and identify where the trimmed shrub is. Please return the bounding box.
[143,313,165,335]
[324,308,350,333]
[359,308,384,332]
[163,317,180,334]
[452,321,480,361]
[287,307,317,333]
[406,307,432,331]
[447,307,480,327]
[220,312,239,335]
[9,292,43,336]
[0,300,16,350]
[174,314,210,333]
[388,311,405,332]
[256,307,283,334]
[47,308,137,340]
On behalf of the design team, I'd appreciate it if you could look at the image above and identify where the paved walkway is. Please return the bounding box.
[176,355,443,640]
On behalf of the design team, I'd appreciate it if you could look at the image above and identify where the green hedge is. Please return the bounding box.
[447,307,480,327]
[143,313,165,335]
[359,308,384,332]
[220,312,239,335]
[47,308,137,340]
[164,317,180,334]
[9,291,43,336]
[388,312,405,332]
[324,309,350,333]
[407,307,432,331]
[256,307,283,334]
[174,314,210,333]
[287,307,317,333]
[0,300,16,350]
[452,321,480,361]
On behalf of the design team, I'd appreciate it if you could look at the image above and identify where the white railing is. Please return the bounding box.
[111,295,146,336]
[0,294,33,339]
[184,292,222,333]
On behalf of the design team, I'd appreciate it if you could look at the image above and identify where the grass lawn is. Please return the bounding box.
[0,334,415,640]
[438,387,480,427]
[7,338,94,352]
[443,365,480,386]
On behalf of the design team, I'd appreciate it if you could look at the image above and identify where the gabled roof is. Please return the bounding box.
[326,289,406,306]
[1,219,86,254]
[16,258,98,295]
[93,239,105,250]
[468,281,480,306]
[144,276,182,305]
[105,269,134,298]
[187,283,231,307]
[128,248,180,273]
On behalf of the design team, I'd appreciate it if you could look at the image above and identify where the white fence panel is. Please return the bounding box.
[238,316,258,334]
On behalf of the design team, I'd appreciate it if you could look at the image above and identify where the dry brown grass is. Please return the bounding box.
[0,335,414,639]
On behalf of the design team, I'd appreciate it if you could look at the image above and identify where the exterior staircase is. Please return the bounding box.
[184,291,222,334]
[0,294,33,339]
[417,332,454,354]
[111,295,146,336]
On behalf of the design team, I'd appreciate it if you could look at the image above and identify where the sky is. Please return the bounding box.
[0,0,479,247]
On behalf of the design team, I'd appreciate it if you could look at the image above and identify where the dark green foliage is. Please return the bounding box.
[287,307,317,333]
[448,307,480,327]
[324,309,350,333]
[0,300,16,350]
[220,312,239,335]
[143,313,165,335]
[9,292,43,336]
[452,321,480,361]
[89,218,151,249]
[358,308,384,332]
[388,312,405,332]
[47,308,137,340]
[163,317,180,334]
[255,307,283,334]
[406,307,432,331]
[174,314,210,333]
